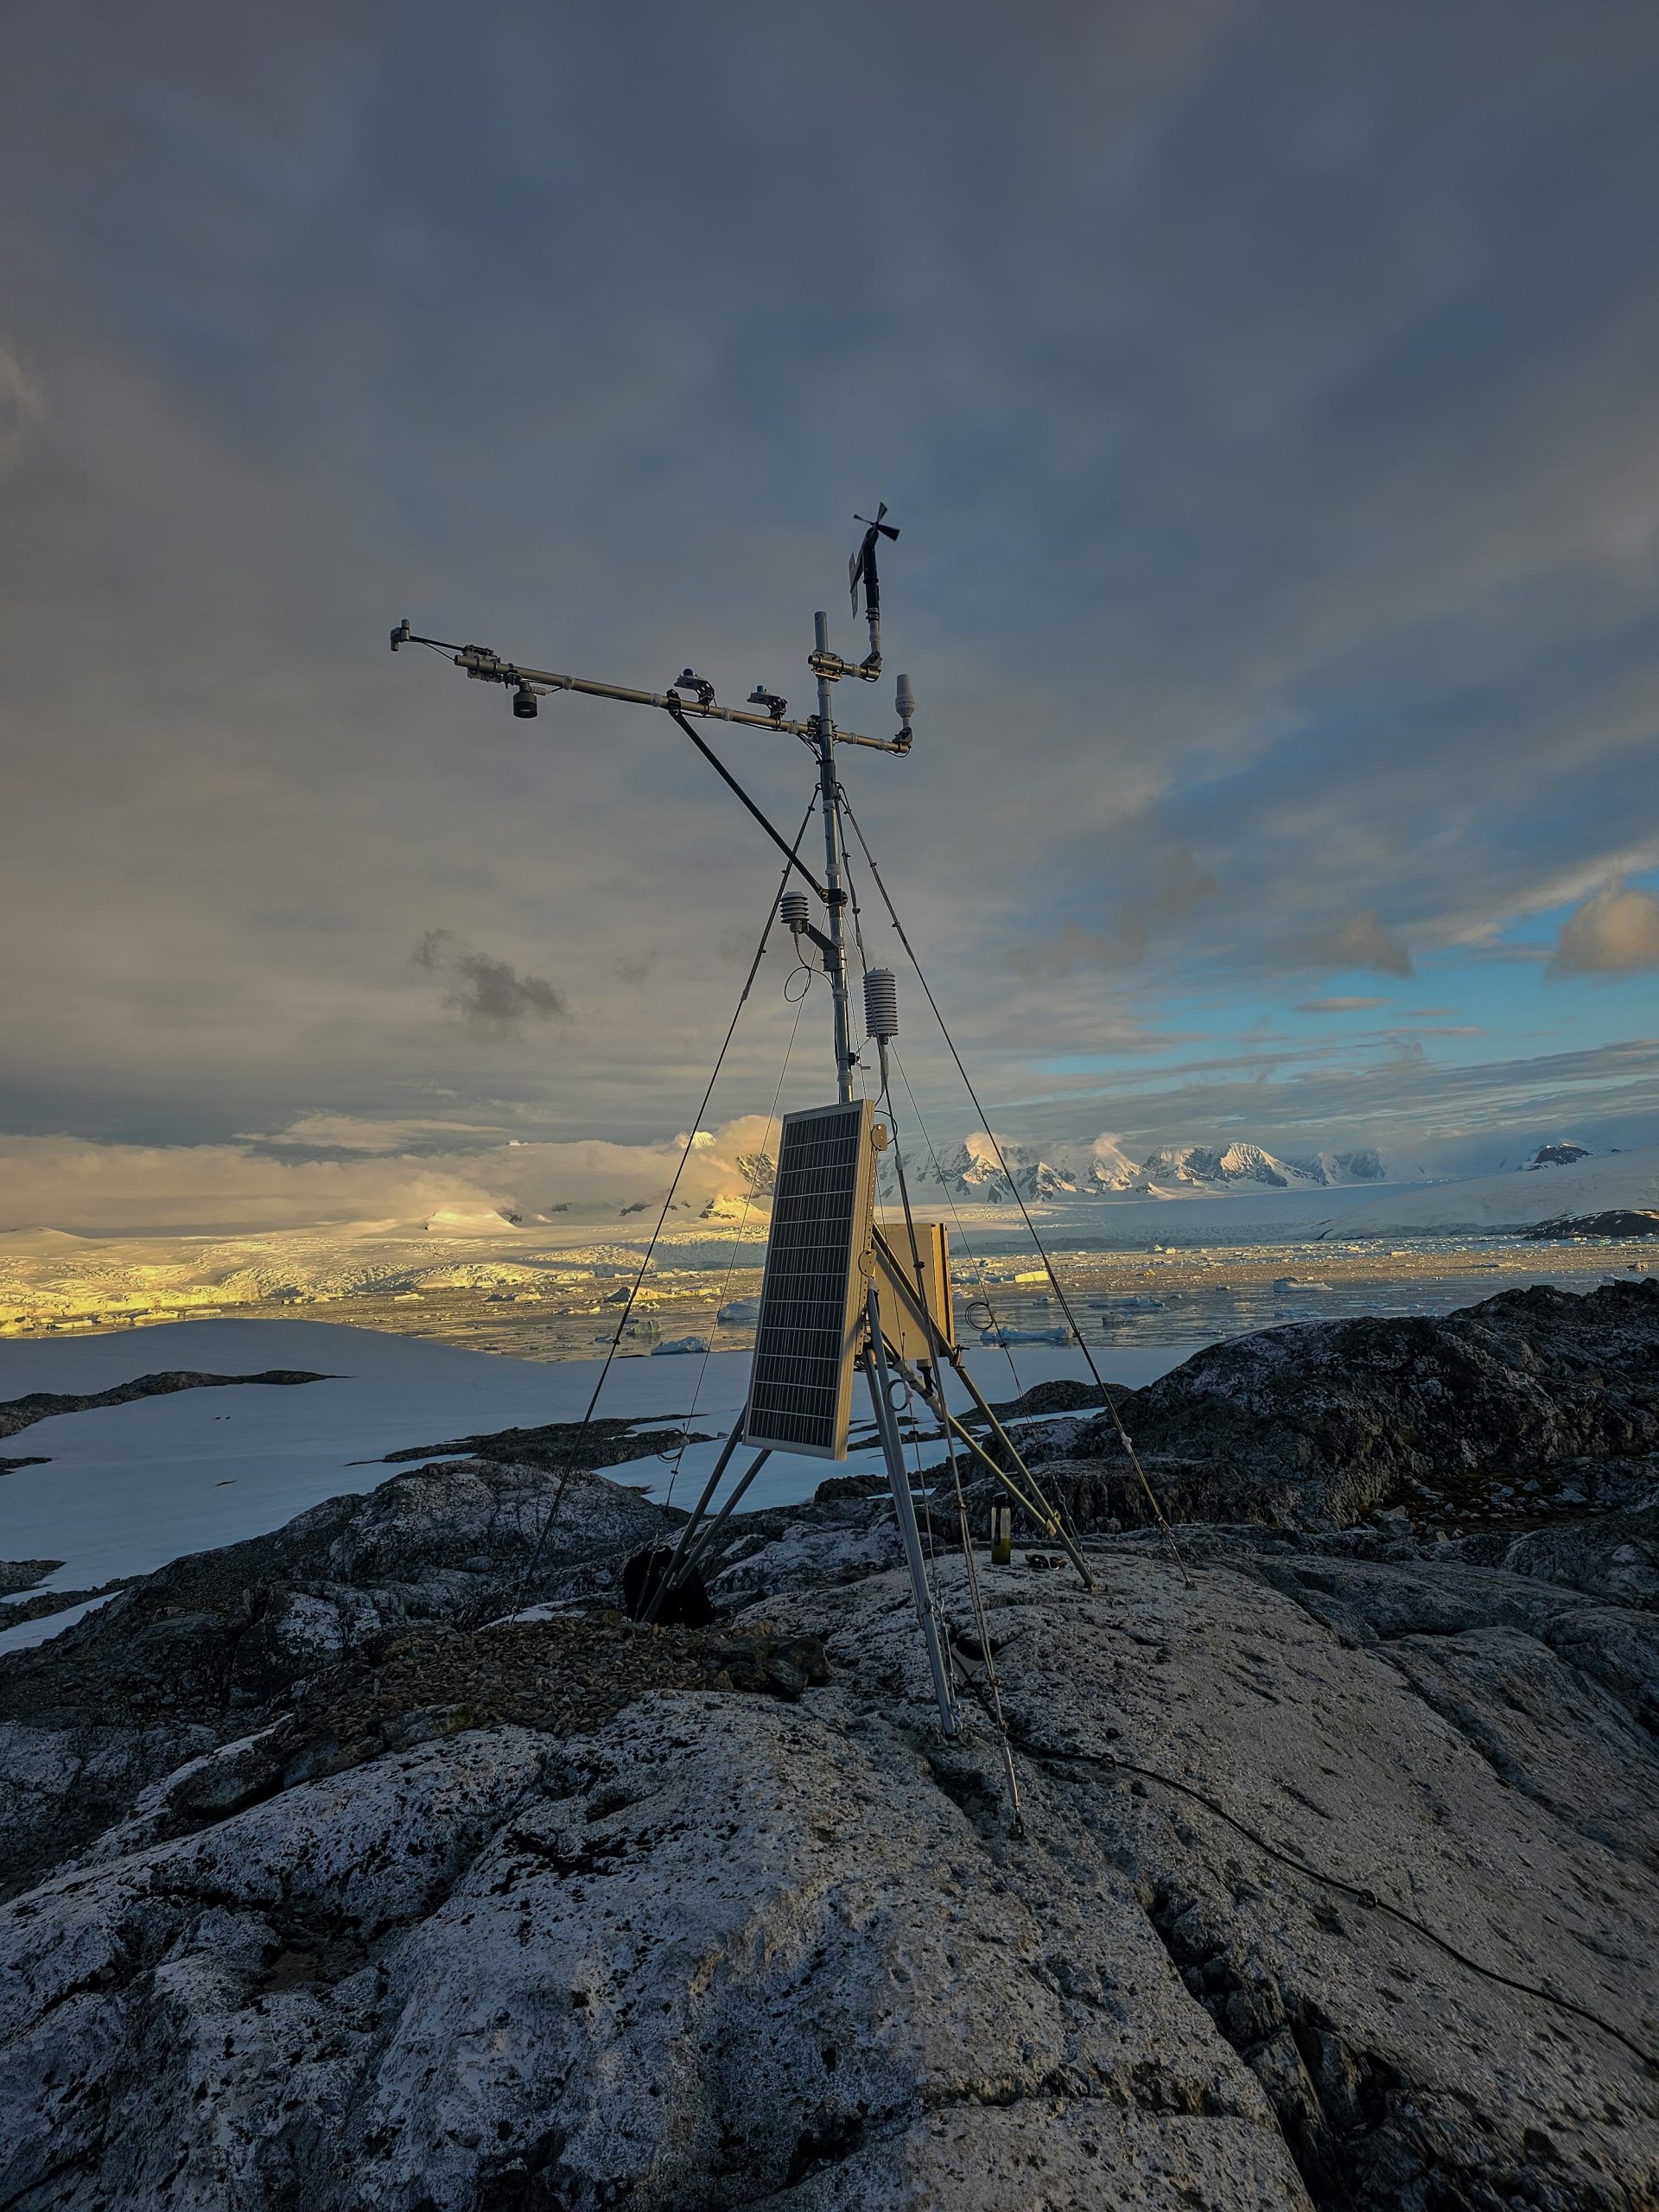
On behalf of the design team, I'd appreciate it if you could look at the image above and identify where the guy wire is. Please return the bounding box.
[840,816,1023,1408]
[887,1033,1091,1568]
[885,1043,1087,1566]
[841,821,928,1519]
[505,798,819,1623]
[840,798,1078,1565]
[877,1032,1024,1834]
[838,792,1193,1591]
[664,969,808,1508]
[887,1046,1023,1402]
[836,802,1022,1409]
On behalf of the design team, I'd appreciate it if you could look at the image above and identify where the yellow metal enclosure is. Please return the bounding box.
[873,1219,955,1363]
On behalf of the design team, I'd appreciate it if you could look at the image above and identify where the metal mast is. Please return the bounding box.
[390,523,911,1107]
[812,611,854,1103]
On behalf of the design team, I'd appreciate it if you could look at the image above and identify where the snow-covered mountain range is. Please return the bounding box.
[874,1133,1389,1206]
[861,1134,1613,1210]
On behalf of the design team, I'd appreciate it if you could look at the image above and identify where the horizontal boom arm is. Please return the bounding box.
[391,627,908,753]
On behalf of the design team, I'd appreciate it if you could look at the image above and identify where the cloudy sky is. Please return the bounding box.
[4,0,1659,1229]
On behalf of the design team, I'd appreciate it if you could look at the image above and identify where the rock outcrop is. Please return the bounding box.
[0,1368,331,1441]
[3,1541,1656,2209]
[1070,1281,1659,1524]
[3,1281,1659,2208]
[0,1457,676,1897]
[1523,1210,1659,1238]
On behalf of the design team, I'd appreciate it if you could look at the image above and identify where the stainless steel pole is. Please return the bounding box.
[867,1288,959,1737]
[814,611,855,1103]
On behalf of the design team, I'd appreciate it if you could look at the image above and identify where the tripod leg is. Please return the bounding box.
[671,1449,771,1586]
[640,1408,752,1624]
[892,1351,1096,1593]
[945,1356,1096,1589]
[867,1289,959,1739]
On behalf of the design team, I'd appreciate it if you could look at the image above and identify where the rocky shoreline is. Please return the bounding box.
[2,1281,1656,2209]
[0,1366,333,1444]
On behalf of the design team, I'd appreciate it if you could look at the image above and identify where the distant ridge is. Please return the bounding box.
[1323,1144,1659,1236]
[874,1134,1389,1206]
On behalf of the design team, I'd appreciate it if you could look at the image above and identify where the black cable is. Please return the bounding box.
[505,798,817,1621]
[1016,1732,1658,2075]
[837,793,1192,1586]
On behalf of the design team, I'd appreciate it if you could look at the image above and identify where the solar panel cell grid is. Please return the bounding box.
[745,1101,873,1458]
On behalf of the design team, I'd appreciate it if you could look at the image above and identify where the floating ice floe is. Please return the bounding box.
[981,1325,1074,1346]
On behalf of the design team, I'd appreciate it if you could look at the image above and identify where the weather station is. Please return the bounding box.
[391,513,1173,1778]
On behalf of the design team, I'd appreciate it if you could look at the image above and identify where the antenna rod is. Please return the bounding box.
[813,611,855,1103]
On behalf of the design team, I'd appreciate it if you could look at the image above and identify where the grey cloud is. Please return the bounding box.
[1297,996,1389,1013]
[1148,848,1221,925]
[1,3,1657,1162]
[1008,919,1147,980]
[414,931,567,1038]
[1287,912,1414,978]
[1008,849,1218,977]
[1550,879,1659,975]
[0,340,44,466]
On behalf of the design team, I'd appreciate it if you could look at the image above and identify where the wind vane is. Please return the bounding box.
[849,501,899,663]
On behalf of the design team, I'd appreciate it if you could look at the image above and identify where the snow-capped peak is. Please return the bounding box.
[1520,1141,1592,1171]
[869,1130,1393,1205]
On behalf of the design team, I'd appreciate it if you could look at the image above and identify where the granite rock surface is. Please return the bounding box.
[4,1282,1659,2208]
[1070,1280,1659,1524]
[3,1535,1657,2209]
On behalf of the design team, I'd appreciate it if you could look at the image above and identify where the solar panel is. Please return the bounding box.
[744,1099,877,1459]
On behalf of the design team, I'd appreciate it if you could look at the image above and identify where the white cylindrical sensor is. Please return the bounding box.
[864,967,899,1039]
[779,891,810,934]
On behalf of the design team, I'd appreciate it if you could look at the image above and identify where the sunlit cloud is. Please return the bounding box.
[1286,913,1414,979]
[1550,880,1659,976]
[0,1114,793,1236]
